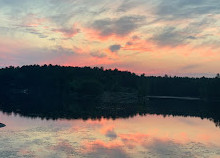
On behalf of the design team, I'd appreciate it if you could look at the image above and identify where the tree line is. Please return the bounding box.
[0,64,220,101]
[0,65,219,126]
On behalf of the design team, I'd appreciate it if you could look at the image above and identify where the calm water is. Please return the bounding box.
[0,111,220,158]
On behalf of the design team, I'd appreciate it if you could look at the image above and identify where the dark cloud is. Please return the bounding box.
[132,35,140,40]
[52,27,80,38]
[25,28,49,39]
[150,27,187,47]
[105,129,117,139]
[117,0,142,12]
[143,138,219,158]
[49,13,75,26]
[51,140,77,157]
[49,38,56,41]
[155,0,220,20]
[39,35,48,39]
[145,139,195,158]
[186,17,216,32]
[187,36,197,40]
[90,51,107,58]
[181,64,200,70]
[53,46,75,55]
[85,142,129,158]
[150,16,217,47]
[126,42,133,46]
[91,15,146,37]
[109,44,121,52]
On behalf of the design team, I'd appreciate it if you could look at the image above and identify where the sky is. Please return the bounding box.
[0,0,220,77]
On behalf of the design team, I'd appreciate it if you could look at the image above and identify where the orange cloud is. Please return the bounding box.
[100,125,115,134]
[81,139,123,153]
[119,133,149,147]
[123,39,154,53]
[85,118,108,125]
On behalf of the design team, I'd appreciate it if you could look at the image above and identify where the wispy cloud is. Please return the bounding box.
[90,15,146,37]
[0,0,220,76]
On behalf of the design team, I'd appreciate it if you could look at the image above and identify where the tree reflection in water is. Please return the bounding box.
[0,97,219,128]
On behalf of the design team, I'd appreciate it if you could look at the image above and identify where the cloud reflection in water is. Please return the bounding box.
[0,113,220,158]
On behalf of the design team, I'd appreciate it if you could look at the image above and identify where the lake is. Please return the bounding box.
[0,109,220,158]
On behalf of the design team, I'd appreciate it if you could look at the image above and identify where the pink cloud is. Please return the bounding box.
[81,140,123,153]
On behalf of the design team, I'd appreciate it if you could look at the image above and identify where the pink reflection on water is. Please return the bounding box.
[1,112,220,157]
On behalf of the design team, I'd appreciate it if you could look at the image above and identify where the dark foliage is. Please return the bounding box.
[0,65,220,100]
[0,65,220,126]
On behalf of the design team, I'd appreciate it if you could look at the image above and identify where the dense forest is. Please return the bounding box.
[0,65,220,126]
[0,65,220,101]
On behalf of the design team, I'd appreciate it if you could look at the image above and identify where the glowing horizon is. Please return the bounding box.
[1,0,220,77]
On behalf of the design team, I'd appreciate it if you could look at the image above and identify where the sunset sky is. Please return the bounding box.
[1,0,220,77]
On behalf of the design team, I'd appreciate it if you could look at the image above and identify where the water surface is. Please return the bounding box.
[0,111,220,158]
